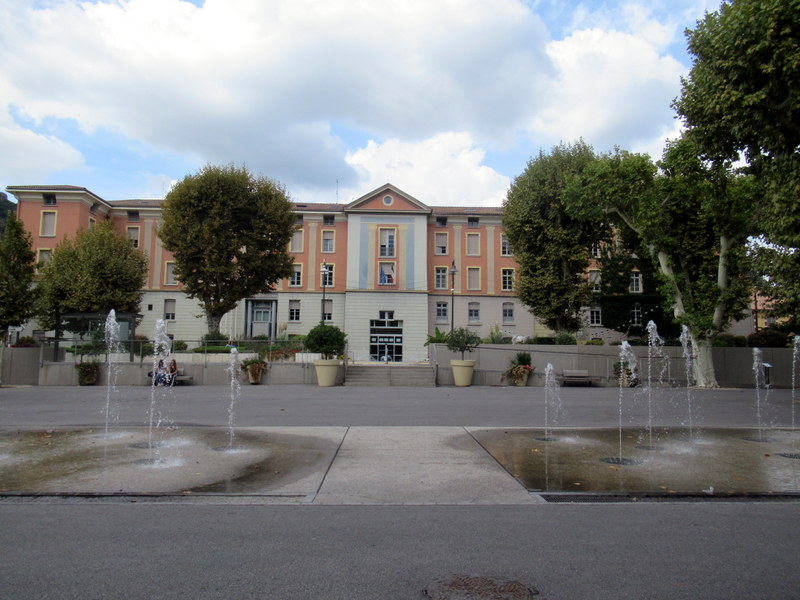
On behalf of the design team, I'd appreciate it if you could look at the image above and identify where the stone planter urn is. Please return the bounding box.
[450,359,476,387]
[313,358,340,387]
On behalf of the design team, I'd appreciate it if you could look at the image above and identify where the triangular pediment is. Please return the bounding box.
[345,184,431,213]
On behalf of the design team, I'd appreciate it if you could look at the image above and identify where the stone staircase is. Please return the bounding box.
[344,364,436,387]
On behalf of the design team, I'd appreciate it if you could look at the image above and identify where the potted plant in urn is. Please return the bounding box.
[75,360,101,386]
[504,352,534,386]
[242,357,268,384]
[304,323,347,387]
[446,327,481,386]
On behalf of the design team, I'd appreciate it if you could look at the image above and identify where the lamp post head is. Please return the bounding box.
[449,260,458,276]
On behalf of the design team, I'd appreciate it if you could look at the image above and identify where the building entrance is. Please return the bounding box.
[369,310,403,362]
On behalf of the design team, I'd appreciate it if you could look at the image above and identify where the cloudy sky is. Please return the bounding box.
[1,0,720,206]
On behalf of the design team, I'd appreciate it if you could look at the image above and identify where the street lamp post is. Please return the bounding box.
[449,259,458,332]
[320,261,328,323]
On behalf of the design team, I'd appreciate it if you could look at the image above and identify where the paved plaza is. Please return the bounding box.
[1,384,799,599]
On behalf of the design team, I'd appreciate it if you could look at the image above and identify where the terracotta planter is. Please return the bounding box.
[313,359,340,387]
[245,366,265,384]
[450,359,476,387]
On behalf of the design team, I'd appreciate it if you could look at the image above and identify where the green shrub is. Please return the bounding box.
[528,336,555,345]
[172,340,188,351]
[584,339,604,346]
[747,328,788,348]
[304,324,347,358]
[713,334,747,347]
[553,332,577,345]
[11,336,37,347]
[201,331,229,345]
[446,327,481,359]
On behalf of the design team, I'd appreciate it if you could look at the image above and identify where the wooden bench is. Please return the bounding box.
[557,369,601,387]
[147,368,193,386]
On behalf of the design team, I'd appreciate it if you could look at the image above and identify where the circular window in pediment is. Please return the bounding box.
[383,195,393,206]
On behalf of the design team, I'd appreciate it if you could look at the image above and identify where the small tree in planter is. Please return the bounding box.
[75,360,101,386]
[304,323,347,386]
[446,327,481,386]
[241,357,268,384]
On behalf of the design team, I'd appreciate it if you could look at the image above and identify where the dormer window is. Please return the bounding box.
[467,217,479,228]
[42,193,56,205]
[127,211,140,222]
[436,216,447,227]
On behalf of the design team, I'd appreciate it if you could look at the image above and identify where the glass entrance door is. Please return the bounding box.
[369,310,402,362]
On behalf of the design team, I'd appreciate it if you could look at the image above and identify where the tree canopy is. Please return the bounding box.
[566,136,760,386]
[36,220,148,333]
[674,0,800,246]
[0,211,37,341]
[503,140,607,332]
[158,164,296,333]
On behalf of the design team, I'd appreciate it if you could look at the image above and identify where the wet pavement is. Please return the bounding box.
[1,385,799,501]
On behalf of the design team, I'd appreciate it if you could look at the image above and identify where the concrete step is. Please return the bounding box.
[344,365,435,387]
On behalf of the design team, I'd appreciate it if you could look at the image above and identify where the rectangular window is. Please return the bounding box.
[501,234,512,256]
[435,232,448,255]
[434,266,448,290]
[591,243,602,258]
[37,248,52,266]
[290,230,303,253]
[379,228,395,257]
[321,263,334,287]
[589,269,601,293]
[289,264,302,287]
[42,193,56,206]
[502,302,514,323]
[435,216,447,227]
[630,271,642,293]
[466,232,480,256]
[468,302,480,323]
[289,300,300,322]
[88,217,96,229]
[467,217,479,228]
[164,299,176,321]
[321,230,334,253]
[631,304,642,326]
[40,211,56,237]
[127,211,140,222]
[323,214,335,225]
[165,262,177,286]
[590,306,602,326]
[127,226,140,249]
[436,301,448,322]
[467,267,480,291]
[295,215,303,225]
[501,268,514,291]
[379,262,395,285]
[322,299,332,321]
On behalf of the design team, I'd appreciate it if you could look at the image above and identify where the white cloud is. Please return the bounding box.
[296,132,510,207]
[530,26,684,154]
[0,107,84,183]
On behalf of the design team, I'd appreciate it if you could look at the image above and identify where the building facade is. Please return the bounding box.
[8,183,545,362]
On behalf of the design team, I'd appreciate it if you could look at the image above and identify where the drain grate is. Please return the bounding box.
[423,575,539,599]
[540,492,800,503]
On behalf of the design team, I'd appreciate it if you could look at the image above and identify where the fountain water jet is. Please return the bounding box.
[102,309,121,436]
[602,341,641,466]
[639,321,668,450]
[215,347,248,453]
[679,325,695,440]
[142,319,174,464]
[749,347,775,443]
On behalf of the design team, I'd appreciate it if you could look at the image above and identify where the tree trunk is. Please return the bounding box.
[206,310,221,334]
[692,337,719,388]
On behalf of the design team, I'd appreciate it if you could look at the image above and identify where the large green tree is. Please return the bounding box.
[37,220,148,333]
[674,0,800,246]
[567,136,759,387]
[0,211,37,341]
[503,141,607,332]
[158,164,296,333]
